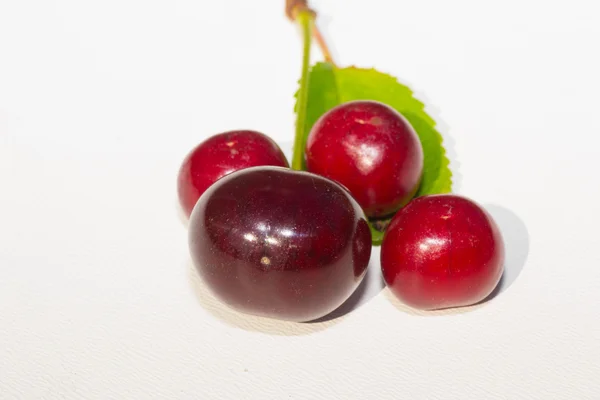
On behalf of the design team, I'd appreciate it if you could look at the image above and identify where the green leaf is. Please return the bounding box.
[294,62,453,244]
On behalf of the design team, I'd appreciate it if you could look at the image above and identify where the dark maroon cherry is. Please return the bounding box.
[381,194,505,310]
[188,166,372,322]
[305,100,424,218]
[177,130,289,218]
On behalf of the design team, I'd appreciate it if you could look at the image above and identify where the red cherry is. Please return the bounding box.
[305,100,424,218]
[188,166,372,322]
[380,194,504,310]
[177,130,289,217]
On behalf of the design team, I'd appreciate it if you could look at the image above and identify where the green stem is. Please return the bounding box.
[369,224,385,246]
[291,10,313,171]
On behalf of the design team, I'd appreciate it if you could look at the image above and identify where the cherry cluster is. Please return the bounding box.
[177,100,504,322]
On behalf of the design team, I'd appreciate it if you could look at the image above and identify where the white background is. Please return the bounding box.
[1,0,599,398]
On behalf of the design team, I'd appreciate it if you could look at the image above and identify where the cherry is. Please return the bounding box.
[380,194,504,310]
[177,130,289,217]
[305,100,424,218]
[188,166,372,322]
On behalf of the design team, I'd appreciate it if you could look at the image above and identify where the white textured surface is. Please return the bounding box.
[1,0,600,398]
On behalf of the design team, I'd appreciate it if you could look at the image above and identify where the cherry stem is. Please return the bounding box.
[311,24,335,66]
[286,0,336,66]
[291,10,313,171]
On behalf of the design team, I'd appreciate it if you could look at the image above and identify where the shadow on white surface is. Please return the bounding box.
[480,204,529,299]
[383,203,529,316]
[308,249,384,323]
[187,261,339,335]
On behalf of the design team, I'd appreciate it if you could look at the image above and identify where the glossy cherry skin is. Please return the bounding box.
[177,130,289,217]
[381,194,504,310]
[305,100,424,218]
[188,166,372,322]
